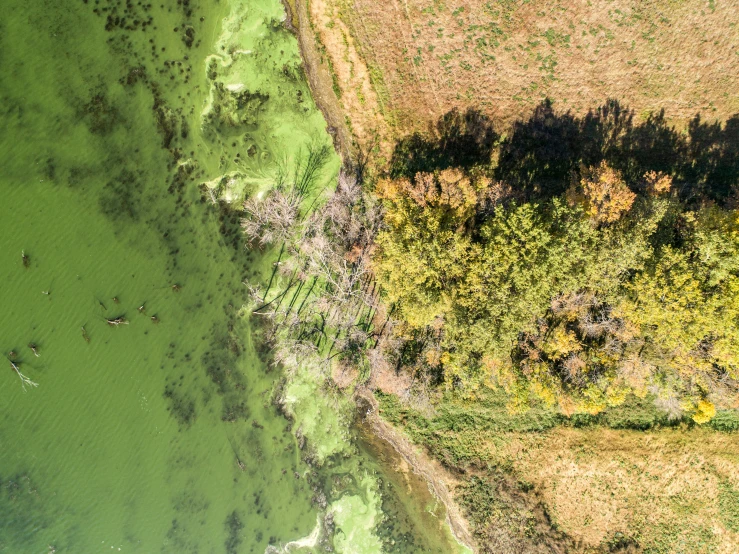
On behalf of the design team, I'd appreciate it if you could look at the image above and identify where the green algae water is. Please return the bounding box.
[0,0,468,552]
[0,0,331,551]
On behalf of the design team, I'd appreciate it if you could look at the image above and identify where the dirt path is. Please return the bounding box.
[356,387,477,552]
[281,0,354,160]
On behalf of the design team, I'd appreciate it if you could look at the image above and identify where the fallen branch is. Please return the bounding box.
[8,359,38,391]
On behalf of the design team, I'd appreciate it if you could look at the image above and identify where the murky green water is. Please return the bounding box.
[0,0,330,551]
[0,0,468,552]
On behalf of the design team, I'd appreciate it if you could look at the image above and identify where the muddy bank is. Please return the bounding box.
[356,388,477,552]
[281,0,353,160]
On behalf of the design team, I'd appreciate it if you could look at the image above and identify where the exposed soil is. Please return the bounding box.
[281,0,354,160]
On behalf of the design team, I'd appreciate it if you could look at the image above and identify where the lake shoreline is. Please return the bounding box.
[356,388,477,553]
[282,1,477,550]
[280,0,353,161]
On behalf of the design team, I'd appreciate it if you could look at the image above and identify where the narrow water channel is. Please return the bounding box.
[0,1,466,552]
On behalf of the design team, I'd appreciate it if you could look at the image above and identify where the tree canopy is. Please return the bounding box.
[373,164,739,422]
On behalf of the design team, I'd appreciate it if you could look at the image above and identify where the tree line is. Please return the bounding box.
[373,158,738,421]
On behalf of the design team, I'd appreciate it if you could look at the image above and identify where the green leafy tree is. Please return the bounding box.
[374,166,739,421]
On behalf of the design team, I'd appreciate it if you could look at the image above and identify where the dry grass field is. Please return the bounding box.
[379,392,739,553]
[478,427,739,552]
[304,0,739,147]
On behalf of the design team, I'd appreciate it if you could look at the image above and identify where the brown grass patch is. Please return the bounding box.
[296,0,393,155]
[316,0,739,139]
[474,427,739,552]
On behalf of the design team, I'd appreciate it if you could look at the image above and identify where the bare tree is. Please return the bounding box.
[242,188,301,247]
[245,160,391,388]
[241,144,332,248]
[650,385,683,420]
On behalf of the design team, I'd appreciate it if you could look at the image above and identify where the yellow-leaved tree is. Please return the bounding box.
[614,208,739,421]
[373,163,738,422]
[567,162,636,225]
[373,169,487,329]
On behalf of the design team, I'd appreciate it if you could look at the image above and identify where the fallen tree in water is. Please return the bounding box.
[7,357,39,391]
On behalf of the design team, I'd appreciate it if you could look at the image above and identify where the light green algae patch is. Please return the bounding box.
[331,472,385,554]
[200,0,339,202]
[282,365,355,463]
[0,0,334,551]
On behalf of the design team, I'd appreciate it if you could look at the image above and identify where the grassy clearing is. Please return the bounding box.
[378,390,739,552]
[333,0,739,137]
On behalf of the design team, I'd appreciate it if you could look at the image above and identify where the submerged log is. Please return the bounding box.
[106,316,128,326]
[28,343,40,357]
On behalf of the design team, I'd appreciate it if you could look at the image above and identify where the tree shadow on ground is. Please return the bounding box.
[497,99,739,203]
[390,99,739,205]
[389,108,499,178]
